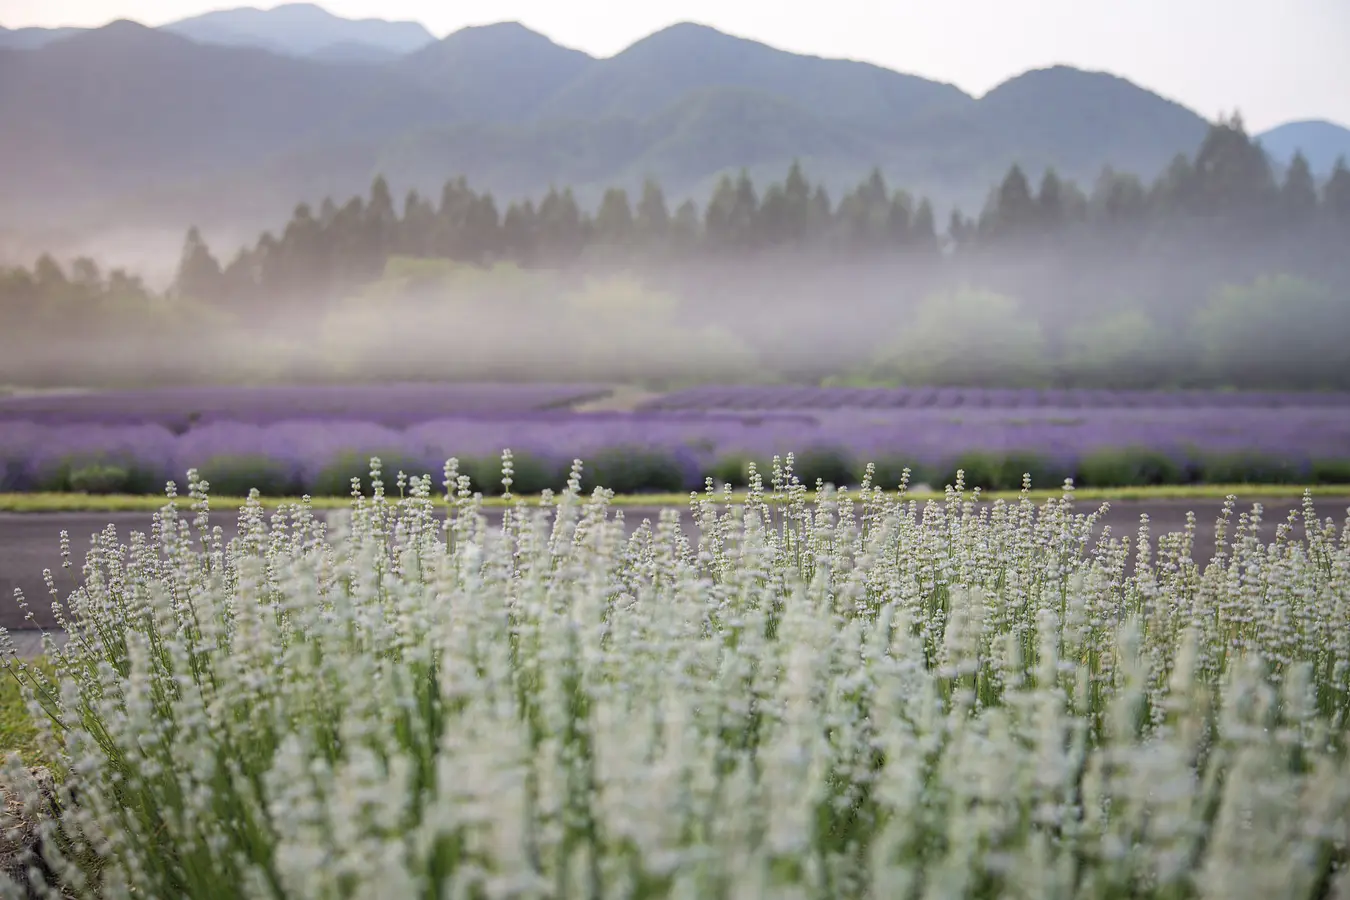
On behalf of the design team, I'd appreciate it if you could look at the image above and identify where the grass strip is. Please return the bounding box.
[0,657,52,765]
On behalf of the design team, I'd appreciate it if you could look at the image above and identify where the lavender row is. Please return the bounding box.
[640,385,1350,412]
[3,406,1349,492]
[0,382,612,429]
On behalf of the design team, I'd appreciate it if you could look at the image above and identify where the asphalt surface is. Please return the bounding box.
[1,497,1344,632]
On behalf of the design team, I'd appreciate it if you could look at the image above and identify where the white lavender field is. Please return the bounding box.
[0,455,1348,898]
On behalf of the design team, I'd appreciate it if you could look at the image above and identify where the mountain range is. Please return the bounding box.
[0,3,436,59]
[1,3,1346,253]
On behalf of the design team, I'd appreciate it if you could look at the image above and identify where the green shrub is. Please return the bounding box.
[40,456,162,494]
[1197,452,1305,485]
[581,446,687,494]
[1193,275,1350,389]
[309,451,437,497]
[933,451,1067,492]
[790,446,855,489]
[459,453,563,496]
[457,456,507,496]
[197,455,302,497]
[866,288,1050,387]
[1312,458,1350,484]
[864,454,930,490]
[1058,308,1180,389]
[68,464,133,495]
[936,451,1007,491]
[710,453,758,489]
[716,450,900,492]
[504,452,563,496]
[1075,447,1186,488]
[1001,451,1072,491]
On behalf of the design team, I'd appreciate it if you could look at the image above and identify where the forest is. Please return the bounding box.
[3,115,1348,389]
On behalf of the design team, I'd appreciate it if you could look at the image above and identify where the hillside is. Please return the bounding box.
[539,22,971,126]
[395,22,597,122]
[0,3,437,56]
[0,17,1213,240]
[308,41,404,65]
[162,2,435,58]
[0,25,81,48]
[0,21,454,222]
[1257,120,1350,176]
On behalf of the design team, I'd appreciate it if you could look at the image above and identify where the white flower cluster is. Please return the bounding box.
[2,455,1350,899]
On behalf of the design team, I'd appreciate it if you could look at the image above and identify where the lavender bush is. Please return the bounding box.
[2,456,1350,897]
[5,401,1350,493]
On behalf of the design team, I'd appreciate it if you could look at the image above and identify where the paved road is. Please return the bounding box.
[1,497,1344,636]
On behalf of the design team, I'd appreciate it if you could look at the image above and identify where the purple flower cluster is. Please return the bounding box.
[804,407,1350,465]
[2,402,1348,492]
[640,386,1350,412]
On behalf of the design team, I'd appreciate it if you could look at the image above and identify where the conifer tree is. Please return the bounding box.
[536,187,586,264]
[400,189,437,257]
[33,254,66,292]
[1091,167,1148,226]
[635,178,671,246]
[594,187,635,248]
[780,160,812,244]
[1321,156,1350,226]
[364,175,398,264]
[1037,169,1066,231]
[703,175,738,249]
[464,192,502,263]
[839,169,891,251]
[671,199,702,251]
[910,198,937,251]
[731,170,760,249]
[990,164,1036,239]
[1150,153,1197,218]
[886,190,913,246]
[275,203,329,293]
[328,197,370,283]
[1190,114,1277,220]
[807,185,833,243]
[501,200,538,263]
[174,226,223,302]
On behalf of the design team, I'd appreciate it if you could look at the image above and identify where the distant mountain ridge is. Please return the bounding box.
[0,2,437,59]
[395,22,598,122]
[0,24,83,48]
[536,22,970,126]
[1257,120,1350,176]
[162,2,435,58]
[0,11,1297,247]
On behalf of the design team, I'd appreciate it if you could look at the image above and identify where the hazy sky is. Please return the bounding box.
[5,0,1348,132]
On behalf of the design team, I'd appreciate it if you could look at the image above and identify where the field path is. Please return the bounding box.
[2,498,1343,653]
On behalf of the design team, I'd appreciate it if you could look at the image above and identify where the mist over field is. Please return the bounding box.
[3,139,1348,392]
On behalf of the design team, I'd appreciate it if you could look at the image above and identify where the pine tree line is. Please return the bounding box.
[173,116,1350,304]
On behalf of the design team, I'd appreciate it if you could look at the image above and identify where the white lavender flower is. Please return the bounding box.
[0,458,1348,898]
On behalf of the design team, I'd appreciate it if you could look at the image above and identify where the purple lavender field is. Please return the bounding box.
[2,383,1349,493]
[0,383,612,429]
[639,385,1350,412]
